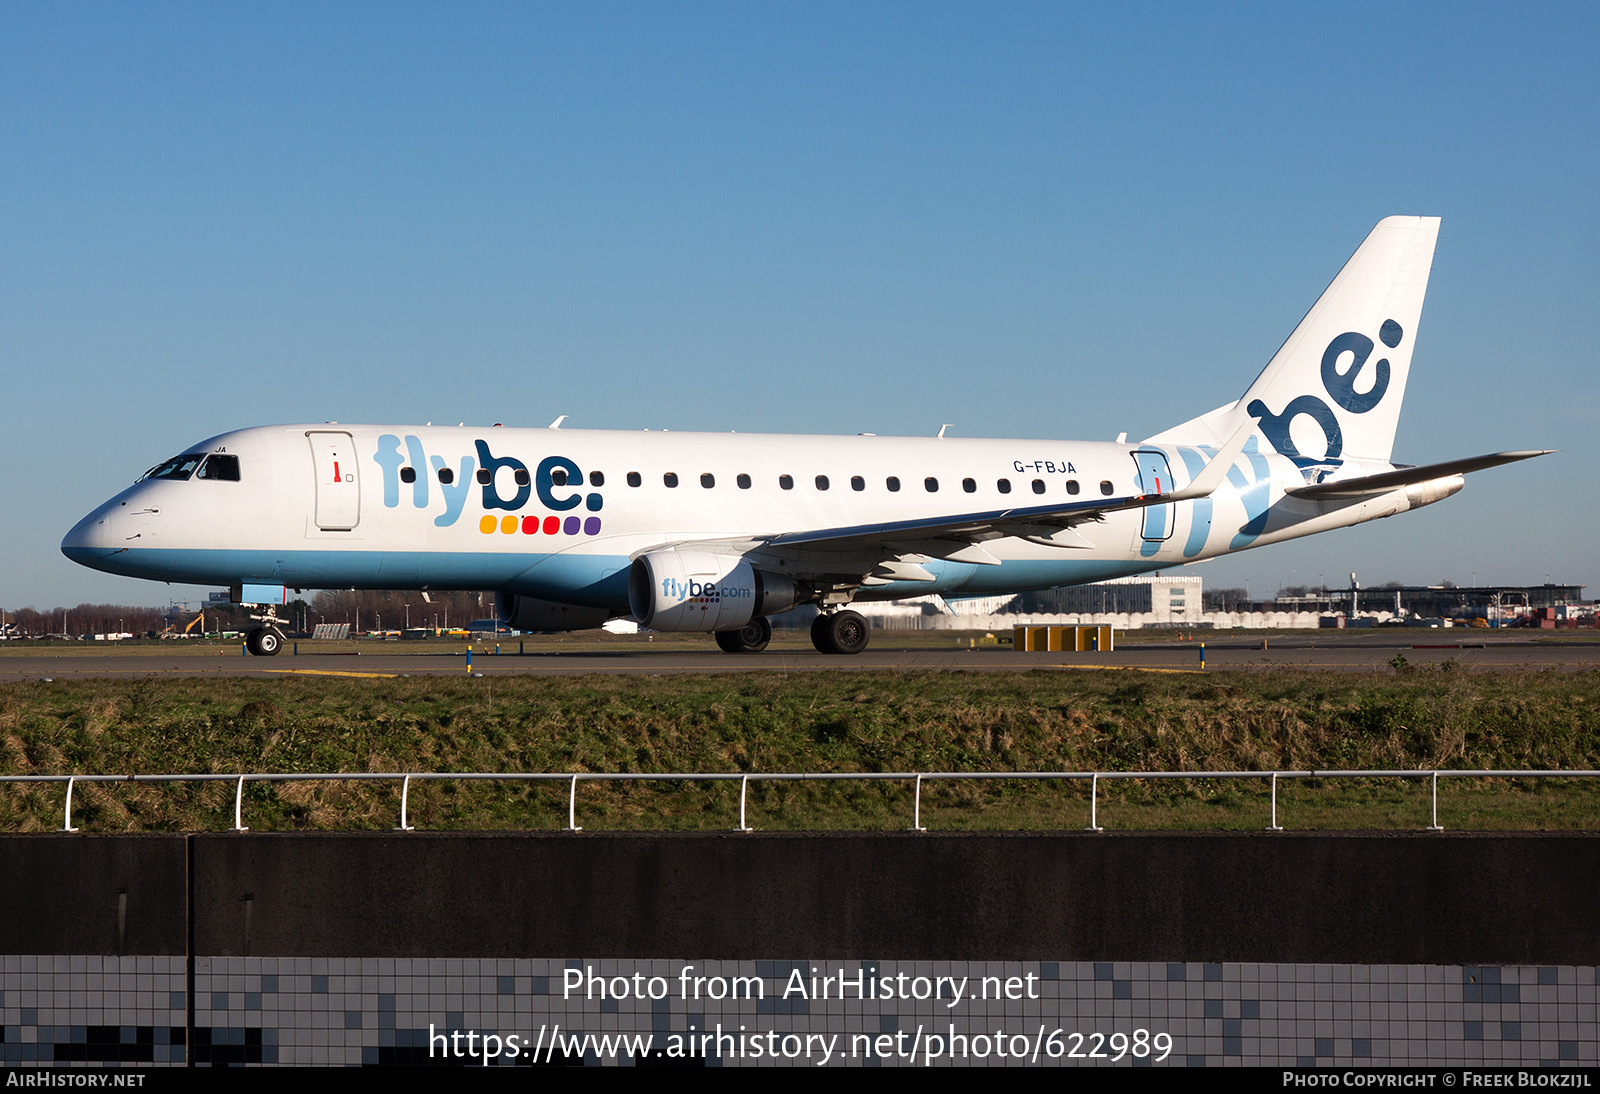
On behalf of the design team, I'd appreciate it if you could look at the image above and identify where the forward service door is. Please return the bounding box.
[1132,449,1174,542]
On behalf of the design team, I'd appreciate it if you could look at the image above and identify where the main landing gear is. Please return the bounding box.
[810,609,870,655]
[710,609,872,655]
[714,617,772,653]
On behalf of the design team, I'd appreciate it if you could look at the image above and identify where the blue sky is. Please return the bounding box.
[4,2,1596,609]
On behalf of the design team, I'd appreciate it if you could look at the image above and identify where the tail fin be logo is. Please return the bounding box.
[1320,328,1393,413]
[1250,319,1404,479]
[1247,393,1344,472]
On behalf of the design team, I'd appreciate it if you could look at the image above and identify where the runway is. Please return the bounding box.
[3,632,1597,679]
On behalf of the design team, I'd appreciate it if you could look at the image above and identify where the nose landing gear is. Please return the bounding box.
[244,625,284,657]
[243,604,289,657]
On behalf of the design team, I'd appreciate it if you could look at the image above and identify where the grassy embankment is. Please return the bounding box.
[1,666,1597,832]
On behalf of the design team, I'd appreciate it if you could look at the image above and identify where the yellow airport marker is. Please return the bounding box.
[264,669,398,679]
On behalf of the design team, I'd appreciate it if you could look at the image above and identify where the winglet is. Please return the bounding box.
[1163,417,1255,502]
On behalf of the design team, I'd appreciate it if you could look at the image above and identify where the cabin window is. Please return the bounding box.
[997,478,1011,494]
[924,477,939,492]
[850,475,865,491]
[962,478,976,493]
[886,476,901,492]
[737,473,752,489]
[815,475,830,491]
[437,467,454,485]
[196,455,240,481]
[779,474,794,490]
[551,469,568,486]
[1066,479,1080,495]
[627,471,642,487]
[514,468,531,486]
[1100,480,1114,495]
[589,471,604,487]
[701,473,715,488]
[664,472,679,488]
[1032,479,1045,494]
[476,468,492,484]
[142,454,205,482]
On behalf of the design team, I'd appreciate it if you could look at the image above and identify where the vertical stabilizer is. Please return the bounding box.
[1149,217,1439,471]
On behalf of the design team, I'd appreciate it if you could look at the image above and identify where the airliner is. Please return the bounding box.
[62,217,1547,656]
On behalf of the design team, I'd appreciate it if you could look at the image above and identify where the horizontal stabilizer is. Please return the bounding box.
[1163,418,1256,501]
[1286,450,1553,499]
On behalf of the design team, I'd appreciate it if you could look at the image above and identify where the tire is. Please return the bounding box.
[825,610,870,655]
[244,628,262,656]
[256,627,283,656]
[715,617,771,653]
[810,612,834,654]
[812,610,870,655]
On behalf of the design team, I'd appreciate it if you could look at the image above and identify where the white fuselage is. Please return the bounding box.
[61,422,1448,612]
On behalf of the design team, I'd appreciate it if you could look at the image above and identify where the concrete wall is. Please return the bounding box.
[0,835,185,956]
[3,832,1597,965]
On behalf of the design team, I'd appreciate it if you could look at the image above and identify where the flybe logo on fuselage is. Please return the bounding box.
[372,435,604,536]
[1246,319,1403,477]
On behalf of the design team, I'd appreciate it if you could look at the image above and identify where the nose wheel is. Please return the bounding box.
[245,626,284,657]
[810,609,869,655]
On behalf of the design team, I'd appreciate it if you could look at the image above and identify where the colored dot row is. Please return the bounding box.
[479,515,604,536]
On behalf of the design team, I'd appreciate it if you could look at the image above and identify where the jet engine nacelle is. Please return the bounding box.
[495,593,613,633]
[628,550,801,632]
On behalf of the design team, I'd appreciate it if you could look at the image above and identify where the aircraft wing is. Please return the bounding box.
[762,417,1258,560]
[1285,450,1553,500]
[764,492,1160,555]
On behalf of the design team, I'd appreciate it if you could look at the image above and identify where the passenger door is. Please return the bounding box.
[308,431,360,530]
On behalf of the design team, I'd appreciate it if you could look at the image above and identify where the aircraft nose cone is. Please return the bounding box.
[61,503,122,564]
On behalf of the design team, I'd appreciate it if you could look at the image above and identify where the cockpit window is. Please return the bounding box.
[140,454,205,482]
[196,455,241,481]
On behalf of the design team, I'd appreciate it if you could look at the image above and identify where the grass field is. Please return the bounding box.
[1,663,1597,833]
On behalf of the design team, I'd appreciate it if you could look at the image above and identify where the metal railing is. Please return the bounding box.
[4,768,1597,834]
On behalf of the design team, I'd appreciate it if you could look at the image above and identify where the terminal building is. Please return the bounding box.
[835,578,1589,632]
[841,575,1205,632]
[1274,584,1586,627]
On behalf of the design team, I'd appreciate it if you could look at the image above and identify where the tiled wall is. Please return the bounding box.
[3,956,1595,1066]
[0,957,186,1064]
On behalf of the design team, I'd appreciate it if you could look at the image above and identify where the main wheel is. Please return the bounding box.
[812,609,870,655]
[810,612,833,653]
[714,617,771,653]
